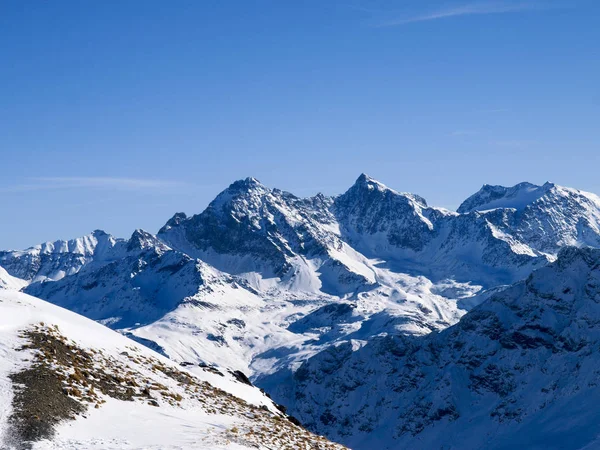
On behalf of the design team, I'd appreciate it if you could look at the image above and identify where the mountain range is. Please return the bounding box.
[2,174,600,449]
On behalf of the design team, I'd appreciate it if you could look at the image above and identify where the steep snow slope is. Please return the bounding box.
[0,267,27,291]
[265,247,600,450]
[0,290,345,450]
[129,264,465,376]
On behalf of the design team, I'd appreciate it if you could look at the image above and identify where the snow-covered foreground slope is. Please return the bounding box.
[266,247,600,449]
[0,290,345,450]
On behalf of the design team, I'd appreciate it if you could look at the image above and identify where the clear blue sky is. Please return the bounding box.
[1,0,599,249]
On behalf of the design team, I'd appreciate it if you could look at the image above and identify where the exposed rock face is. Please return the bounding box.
[159,177,340,277]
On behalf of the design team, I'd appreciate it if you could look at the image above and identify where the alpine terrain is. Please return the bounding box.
[2,175,600,449]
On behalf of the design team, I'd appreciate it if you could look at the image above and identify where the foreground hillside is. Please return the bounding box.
[0,290,345,450]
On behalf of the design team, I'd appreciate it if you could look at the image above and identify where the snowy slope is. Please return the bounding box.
[265,247,600,449]
[0,267,27,291]
[0,290,345,450]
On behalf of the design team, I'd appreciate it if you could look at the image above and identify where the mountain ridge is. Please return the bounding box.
[2,174,600,449]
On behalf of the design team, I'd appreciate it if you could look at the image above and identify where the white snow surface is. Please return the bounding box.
[0,267,27,291]
[32,400,250,450]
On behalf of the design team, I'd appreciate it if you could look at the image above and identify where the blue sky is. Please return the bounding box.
[1,0,599,249]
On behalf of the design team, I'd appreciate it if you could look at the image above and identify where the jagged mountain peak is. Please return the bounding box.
[205,177,280,220]
[225,176,269,195]
[30,229,117,256]
[354,173,382,188]
[219,177,268,199]
[349,173,428,207]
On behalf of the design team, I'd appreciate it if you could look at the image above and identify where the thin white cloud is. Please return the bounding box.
[450,130,480,136]
[478,108,511,113]
[0,177,192,193]
[34,177,188,189]
[491,139,539,148]
[375,1,557,27]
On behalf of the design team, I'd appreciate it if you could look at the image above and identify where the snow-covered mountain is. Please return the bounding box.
[265,247,600,449]
[25,229,200,329]
[160,175,554,289]
[2,175,600,449]
[3,176,600,377]
[458,182,600,254]
[333,175,549,286]
[0,230,122,283]
[0,290,345,450]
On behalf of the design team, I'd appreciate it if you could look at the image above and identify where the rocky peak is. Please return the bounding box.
[127,229,169,253]
[226,177,268,195]
[158,212,188,234]
[342,174,428,208]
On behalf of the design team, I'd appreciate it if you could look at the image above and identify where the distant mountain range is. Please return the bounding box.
[2,174,600,449]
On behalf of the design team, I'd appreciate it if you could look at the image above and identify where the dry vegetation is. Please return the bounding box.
[7,323,346,449]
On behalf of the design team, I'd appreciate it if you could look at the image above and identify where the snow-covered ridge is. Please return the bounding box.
[457,181,553,213]
[0,230,123,282]
[462,182,600,254]
[0,267,27,291]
